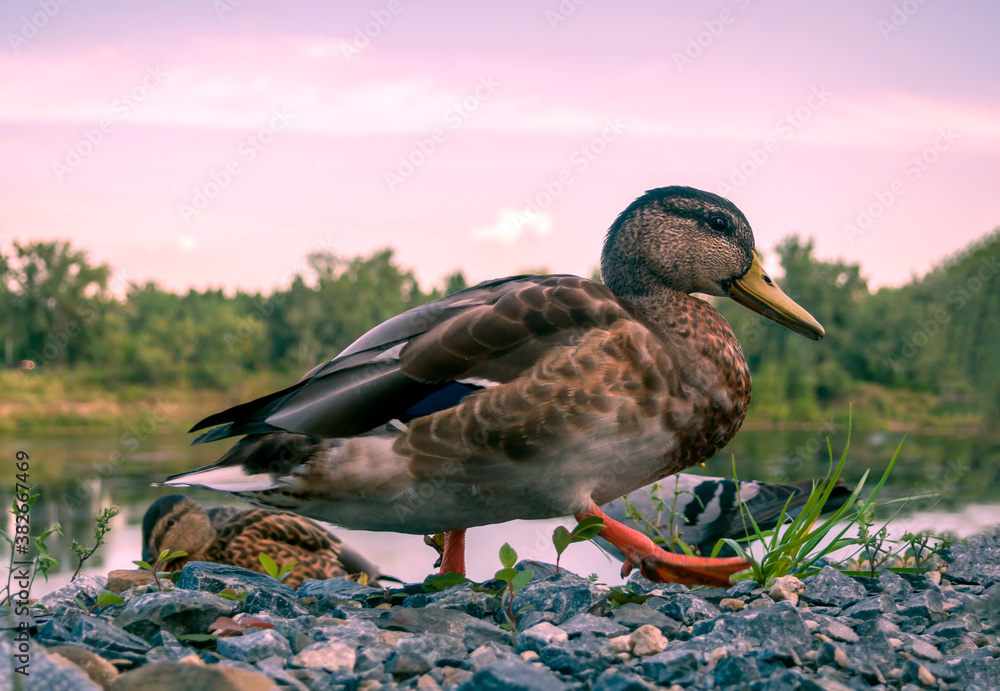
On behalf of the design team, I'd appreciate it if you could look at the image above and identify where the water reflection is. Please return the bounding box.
[2,429,998,597]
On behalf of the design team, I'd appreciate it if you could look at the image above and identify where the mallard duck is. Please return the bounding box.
[140,494,381,588]
[599,474,852,558]
[162,186,823,586]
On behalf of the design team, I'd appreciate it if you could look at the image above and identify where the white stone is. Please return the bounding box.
[769,575,806,606]
[629,624,668,657]
[290,640,356,672]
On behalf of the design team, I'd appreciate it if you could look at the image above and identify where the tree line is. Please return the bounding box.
[1,230,997,423]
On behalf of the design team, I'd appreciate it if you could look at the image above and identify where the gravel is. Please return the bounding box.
[16,528,1000,690]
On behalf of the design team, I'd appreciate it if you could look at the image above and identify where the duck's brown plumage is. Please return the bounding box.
[141,495,373,588]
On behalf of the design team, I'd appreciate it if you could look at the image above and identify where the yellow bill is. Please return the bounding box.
[729,251,825,340]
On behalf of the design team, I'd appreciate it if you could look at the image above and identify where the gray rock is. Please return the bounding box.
[802,566,867,608]
[215,628,292,663]
[71,615,150,660]
[559,613,629,638]
[290,639,357,672]
[176,561,306,618]
[726,579,759,598]
[693,600,813,657]
[898,588,944,621]
[297,577,381,602]
[355,643,393,673]
[926,612,981,638]
[592,668,657,691]
[903,637,943,661]
[18,644,103,690]
[34,618,73,647]
[115,589,237,641]
[821,619,859,643]
[609,602,680,634]
[515,571,607,625]
[463,641,520,672]
[877,570,914,600]
[516,622,568,652]
[422,582,497,618]
[35,575,107,614]
[841,592,896,620]
[374,605,512,649]
[713,654,761,687]
[930,655,1000,689]
[844,628,896,680]
[311,619,380,649]
[762,668,809,690]
[651,593,720,625]
[256,659,314,690]
[388,633,467,674]
[943,530,1000,586]
[800,674,855,691]
[457,657,568,690]
[537,635,616,677]
[639,649,700,686]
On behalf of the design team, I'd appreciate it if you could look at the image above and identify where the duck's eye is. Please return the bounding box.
[709,217,728,232]
[166,518,177,528]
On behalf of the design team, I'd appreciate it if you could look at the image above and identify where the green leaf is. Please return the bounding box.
[494,567,517,584]
[95,591,125,608]
[258,553,279,578]
[166,550,188,561]
[571,515,604,541]
[133,560,153,571]
[510,568,533,593]
[277,561,298,581]
[422,572,469,593]
[499,543,517,569]
[217,588,249,602]
[552,526,571,556]
[158,549,172,561]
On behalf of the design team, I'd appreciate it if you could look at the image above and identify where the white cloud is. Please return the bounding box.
[470,208,552,244]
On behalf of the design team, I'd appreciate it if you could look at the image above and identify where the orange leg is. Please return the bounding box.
[576,505,751,587]
[439,529,467,575]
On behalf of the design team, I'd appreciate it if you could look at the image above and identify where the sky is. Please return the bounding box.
[2,0,999,294]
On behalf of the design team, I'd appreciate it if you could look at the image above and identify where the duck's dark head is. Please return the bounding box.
[601,186,824,340]
[141,494,214,567]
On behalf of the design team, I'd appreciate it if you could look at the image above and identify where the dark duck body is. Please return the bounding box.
[163,186,824,585]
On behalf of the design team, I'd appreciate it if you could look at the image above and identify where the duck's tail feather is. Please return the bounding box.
[162,432,331,493]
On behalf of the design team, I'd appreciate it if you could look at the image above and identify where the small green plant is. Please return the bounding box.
[134,549,188,592]
[216,587,249,603]
[1,487,61,605]
[258,553,297,582]
[422,572,470,593]
[71,504,121,581]
[717,417,910,585]
[76,589,125,614]
[494,543,534,631]
[551,515,604,573]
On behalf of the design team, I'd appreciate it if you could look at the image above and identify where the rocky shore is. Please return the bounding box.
[5,531,1000,690]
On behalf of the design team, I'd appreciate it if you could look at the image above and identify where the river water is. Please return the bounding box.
[2,426,997,597]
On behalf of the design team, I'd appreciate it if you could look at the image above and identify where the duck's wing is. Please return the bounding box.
[599,475,853,556]
[189,274,631,444]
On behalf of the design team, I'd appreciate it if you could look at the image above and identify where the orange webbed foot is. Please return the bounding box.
[577,506,751,587]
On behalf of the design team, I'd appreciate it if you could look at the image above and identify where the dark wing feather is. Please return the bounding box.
[189,274,629,444]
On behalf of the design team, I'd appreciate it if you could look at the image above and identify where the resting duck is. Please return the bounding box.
[599,474,853,558]
[162,186,823,586]
[141,494,381,588]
